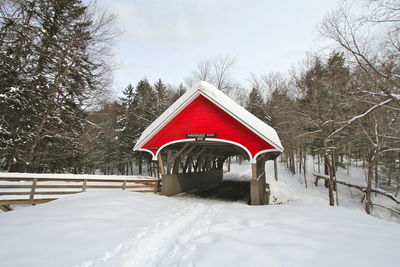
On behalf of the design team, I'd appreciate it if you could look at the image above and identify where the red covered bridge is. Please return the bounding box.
[134,81,283,205]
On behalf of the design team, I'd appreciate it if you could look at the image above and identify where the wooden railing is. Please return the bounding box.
[0,176,161,211]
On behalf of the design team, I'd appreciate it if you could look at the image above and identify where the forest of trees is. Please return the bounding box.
[0,0,399,214]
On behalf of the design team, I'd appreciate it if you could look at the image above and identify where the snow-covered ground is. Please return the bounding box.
[265,158,399,222]
[0,161,399,267]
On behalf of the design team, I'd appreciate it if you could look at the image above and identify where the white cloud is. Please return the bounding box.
[102,0,237,45]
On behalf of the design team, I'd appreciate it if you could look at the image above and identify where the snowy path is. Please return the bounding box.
[83,201,223,267]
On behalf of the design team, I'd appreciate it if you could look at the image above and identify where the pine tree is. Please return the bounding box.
[116,84,136,174]
[154,79,170,117]
[116,79,156,174]
[170,83,186,103]
[131,79,157,139]
[82,101,122,174]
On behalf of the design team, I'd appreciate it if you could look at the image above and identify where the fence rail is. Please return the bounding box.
[0,176,161,211]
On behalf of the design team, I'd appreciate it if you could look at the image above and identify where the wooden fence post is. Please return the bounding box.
[29,178,37,205]
[154,179,160,194]
[82,179,87,192]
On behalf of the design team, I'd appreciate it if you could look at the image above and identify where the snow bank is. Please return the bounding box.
[1,189,399,266]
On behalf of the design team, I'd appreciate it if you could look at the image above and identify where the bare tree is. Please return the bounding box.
[320,0,400,213]
[185,55,237,95]
[320,0,400,107]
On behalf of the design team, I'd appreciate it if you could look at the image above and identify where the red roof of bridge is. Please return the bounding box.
[133,82,283,162]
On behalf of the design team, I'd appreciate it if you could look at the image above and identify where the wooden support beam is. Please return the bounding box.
[192,147,208,172]
[183,156,192,173]
[251,163,257,180]
[172,155,181,174]
[191,160,196,171]
[212,158,216,170]
[0,205,12,212]
[173,144,197,174]
[184,145,197,156]
[194,147,207,159]
[0,198,57,206]
[202,157,209,171]
[175,143,191,158]
[189,158,194,173]
[158,153,166,175]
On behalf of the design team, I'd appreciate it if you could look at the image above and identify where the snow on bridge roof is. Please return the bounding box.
[133,81,283,158]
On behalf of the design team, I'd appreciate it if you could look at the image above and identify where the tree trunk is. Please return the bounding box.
[290,152,296,175]
[324,154,329,176]
[365,162,374,214]
[147,159,152,176]
[138,154,142,175]
[303,148,307,189]
[332,149,339,205]
[299,146,302,174]
[312,155,315,172]
[324,142,335,206]
[374,163,379,196]
[130,161,133,175]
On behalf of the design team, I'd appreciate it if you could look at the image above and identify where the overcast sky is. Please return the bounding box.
[98,0,341,94]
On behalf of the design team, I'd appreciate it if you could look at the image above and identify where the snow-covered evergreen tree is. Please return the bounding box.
[0,0,115,172]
